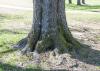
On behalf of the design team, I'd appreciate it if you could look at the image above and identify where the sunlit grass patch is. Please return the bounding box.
[0,11,31,58]
[0,33,26,53]
[0,14,24,23]
[0,11,32,24]
[65,4,100,11]
[66,11,100,24]
[95,36,100,41]
[0,12,30,69]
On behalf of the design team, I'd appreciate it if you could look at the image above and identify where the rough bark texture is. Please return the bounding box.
[68,0,72,4]
[15,0,82,54]
[77,0,81,5]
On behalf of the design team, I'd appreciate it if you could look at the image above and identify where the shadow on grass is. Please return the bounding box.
[0,29,27,34]
[0,40,100,69]
[0,14,24,22]
[0,62,41,71]
[0,49,17,57]
[91,10,100,13]
[70,44,100,66]
[14,37,100,67]
[0,49,17,54]
[0,62,66,71]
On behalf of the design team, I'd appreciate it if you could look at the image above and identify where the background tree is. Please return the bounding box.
[77,0,81,5]
[15,0,82,54]
[68,0,72,4]
[82,0,85,4]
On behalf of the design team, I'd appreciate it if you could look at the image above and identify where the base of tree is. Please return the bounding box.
[14,36,83,55]
[14,0,83,55]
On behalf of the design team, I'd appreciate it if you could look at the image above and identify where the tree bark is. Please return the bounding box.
[77,0,81,5]
[15,0,82,54]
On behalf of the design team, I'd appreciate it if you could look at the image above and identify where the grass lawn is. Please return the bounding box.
[0,0,100,11]
[66,4,100,11]
[66,0,100,5]
[0,13,41,71]
[66,11,100,24]
[65,0,100,11]
[0,10,100,70]
[0,0,100,70]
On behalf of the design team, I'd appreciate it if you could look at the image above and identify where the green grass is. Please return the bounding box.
[0,14,24,23]
[0,33,25,51]
[66,4,100,11]
[0,12,31,53]
[0,12,40,71]
[66,12,100,23]
[0,13,28,52]
[0,12,100,71]
[65,0,100,11]
[0,62,43,71]
[0,5,100,70]
[0,12,32,23]
[66,0,100,5]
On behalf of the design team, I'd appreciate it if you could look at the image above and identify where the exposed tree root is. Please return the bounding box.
[14,34,82,55]
[13,37,27,49]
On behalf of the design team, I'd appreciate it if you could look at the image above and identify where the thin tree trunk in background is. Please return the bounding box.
[15,0,82,54]
[77,0,81,5]
[82,0,85,4]
[68,0,72,4]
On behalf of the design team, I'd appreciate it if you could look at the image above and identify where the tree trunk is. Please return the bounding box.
[15,0,82,54]
[77,0,81,5]
[68,0,72,4]
[82,0,85,4]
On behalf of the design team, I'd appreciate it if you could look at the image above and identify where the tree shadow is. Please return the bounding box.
[0,62,40,71]
[70,44,100,66]
[14,39,100,67]
[91,10,100,13]
[0,49,17,57]
[66,4,100,11]
[84,4,100,9]
[0,29,27,34]
[0,49,17,54]
[0,62,66,71]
